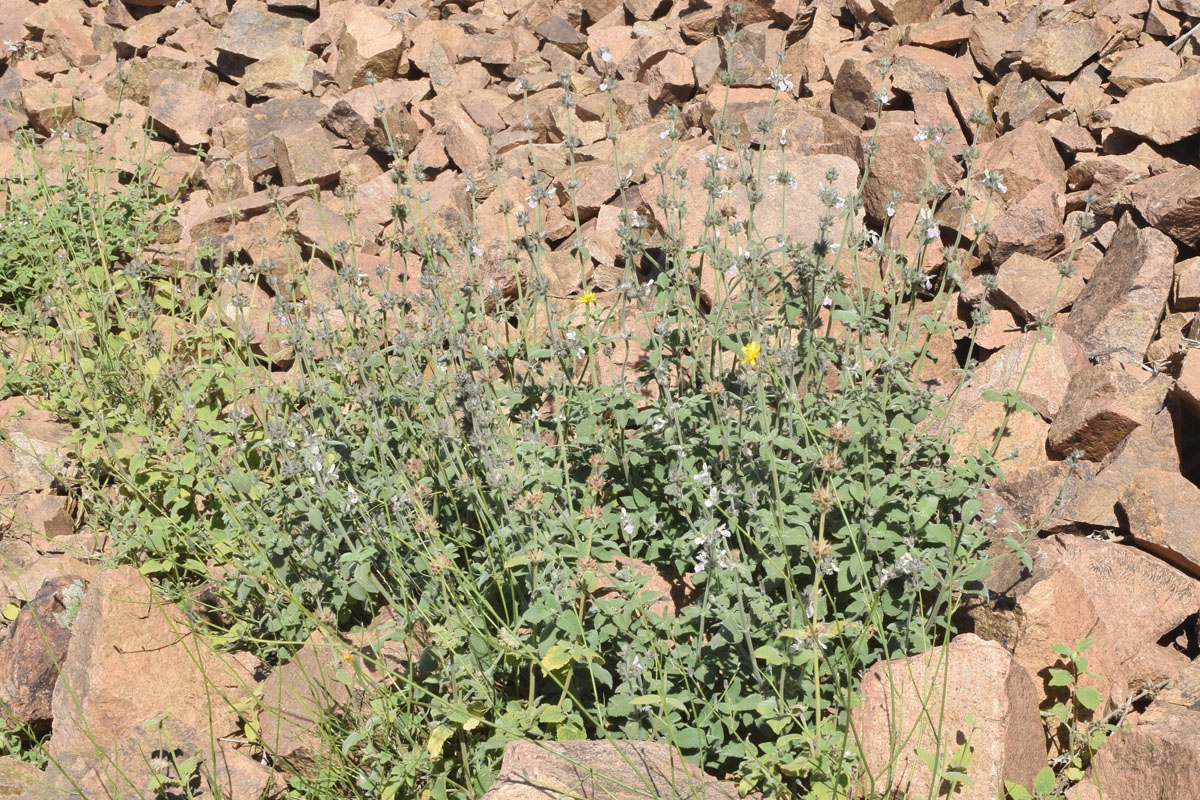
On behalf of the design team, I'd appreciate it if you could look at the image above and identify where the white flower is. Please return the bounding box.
[822,295,832,307]
[913,128,928,142]
[599,47,612,63]
[697,152,728,170]
[874,88,890,105]
[660,126,671,139]
[726,264,739,278]
[918,207,938,241]
[599,79,613,92]
[778,128,788,148]
[3,40,16,53]
[513,77,528,93]
[773,73,795,92]
[471,243,483,257]
[980,169,1007,195]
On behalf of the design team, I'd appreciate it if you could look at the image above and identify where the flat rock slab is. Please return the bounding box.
[482,739,738,799]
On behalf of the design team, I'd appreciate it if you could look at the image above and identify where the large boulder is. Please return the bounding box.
[49,567,255,759]
[853,633,1045,800]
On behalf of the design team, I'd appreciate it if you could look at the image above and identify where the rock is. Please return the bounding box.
[49,566,254,759]
[19,84,74,137]
[214,0,305,66]
[853,634,1045,800]
[972,535,1200,719]
[246,96,326,184]
[986,182,1065,267]
[38,716,273,800]
[1019,18,1113,80]
[645,51,694,104]
[994,252,1083,325]
[240,46,317,98]
[148,71,213,149]
[1176,257,1200,311]
[1076,657,1200,798]
[646,147,861,263]
[969,330,1089,419]
[1107,41,1181,92]
[1047,361,1168,461]
[859,127,960,224]
[274,125,341,188]
[974,122,1066,203]
[259,618,417,777]
[1058,404,1181,529]
[870,0,938,25]
[1130,166,1200,248]
[0,576,84,728]
[334,6,405,92]
[482,739,738,799]
[1118,469,1200,576]
[0,757,40,797]
[1106,74,1200,146]
[444,115,490,174]
[1064,214,1175,363]
[0,399,72,497]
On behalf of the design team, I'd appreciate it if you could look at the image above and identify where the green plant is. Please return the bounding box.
[0,124,173,318]
[0,719,49,768]
[1005,639,1131,800]
[3,37,1034,800]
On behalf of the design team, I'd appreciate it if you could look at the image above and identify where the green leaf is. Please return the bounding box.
[1075,686,1103,711]
[1003,781,1033,800]
[1033,765,1055,795]
[1,604,19,621]
[754,645,786,666]
[540,643,572,674]
[1047,668,1074,687]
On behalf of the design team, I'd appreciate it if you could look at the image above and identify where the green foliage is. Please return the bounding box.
[0,127,173,315]
[0,720,48,769]
[0,52,1031,800]
[1004,639,1126,800]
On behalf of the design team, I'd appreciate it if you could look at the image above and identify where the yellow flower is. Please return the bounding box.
[577,290,597,305]
[740,340,761,366]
